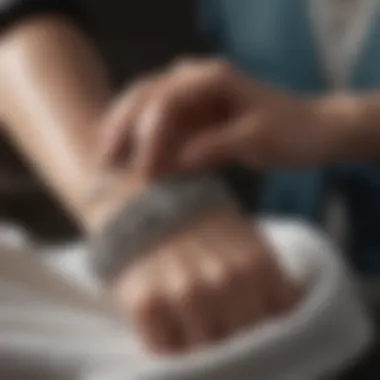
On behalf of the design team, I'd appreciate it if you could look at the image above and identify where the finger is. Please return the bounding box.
[97,77,157,167]
[181,240,229,346]
[231,234,285,327]
[163,247,215,351]
[132,95,180,179]
[222,260,268,332]
[195,220,270,333]
[206,239,268,335]
[135,295,182,355]
[119,262,183,355]
[134,65,233,179]
[245,235,299,318]
[182,231,248,339]
[178,118,251,171]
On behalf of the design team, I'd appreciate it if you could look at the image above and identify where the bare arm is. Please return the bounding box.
[0,15,142,231]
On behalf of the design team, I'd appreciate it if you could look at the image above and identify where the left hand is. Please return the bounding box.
[97,59,343,178]
[111,206,301,355]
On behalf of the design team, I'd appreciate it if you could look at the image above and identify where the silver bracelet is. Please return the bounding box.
[90,174,232,283]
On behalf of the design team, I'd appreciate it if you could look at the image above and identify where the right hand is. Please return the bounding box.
[98,59,339,179]
[110,206,301,355]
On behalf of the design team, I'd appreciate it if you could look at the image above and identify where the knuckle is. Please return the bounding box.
[145,102,176,135]
[209,60,233,80]
[209,267,240,294]
[172,56,199,71]
[129,76,154,96]
[156,96,177,120]
[173,58,233,85]
[126,288,164,322]
[170,279,202,308]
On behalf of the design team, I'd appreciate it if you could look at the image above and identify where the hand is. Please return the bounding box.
[98,59,341,178]
[110,206,300,355]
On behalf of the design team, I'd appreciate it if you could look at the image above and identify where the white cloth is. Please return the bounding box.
[0,219,373,380]
[310,0,378,89]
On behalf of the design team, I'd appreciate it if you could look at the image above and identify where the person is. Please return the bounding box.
[98,0,380,276]
[0,0,301,358]
[0,0,374,372]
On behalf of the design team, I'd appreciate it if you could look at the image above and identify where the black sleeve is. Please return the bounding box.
[0,0,86,33]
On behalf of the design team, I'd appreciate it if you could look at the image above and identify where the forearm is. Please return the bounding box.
[315,92,380,161]
[0,15,142,231]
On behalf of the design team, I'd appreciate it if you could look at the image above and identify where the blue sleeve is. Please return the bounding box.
[0,0,86,33]
[196,0,224,52]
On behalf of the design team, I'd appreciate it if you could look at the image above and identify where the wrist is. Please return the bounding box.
[89,174,234,283]
[79,172,143,233]
[312,93,379,161]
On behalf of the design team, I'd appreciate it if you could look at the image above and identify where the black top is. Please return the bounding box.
[0,0,83,32]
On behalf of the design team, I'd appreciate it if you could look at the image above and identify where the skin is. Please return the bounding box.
[98,59,380,179]
[0,15,300,355]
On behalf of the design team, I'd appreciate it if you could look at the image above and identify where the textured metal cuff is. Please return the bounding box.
[90,174,232,283]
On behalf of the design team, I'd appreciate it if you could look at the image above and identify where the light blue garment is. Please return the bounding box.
[197,0,380,274]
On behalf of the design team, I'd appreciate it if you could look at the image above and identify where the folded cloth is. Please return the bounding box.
[0,219,373,380]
